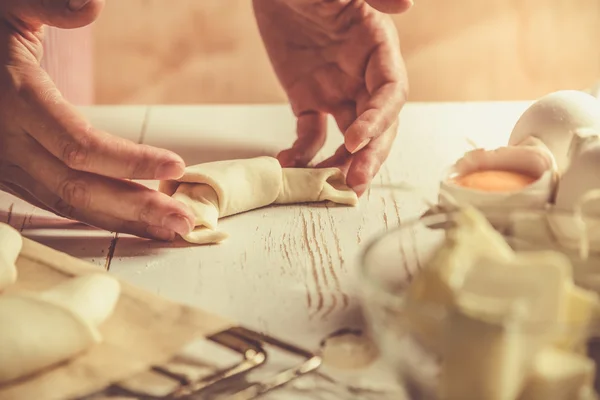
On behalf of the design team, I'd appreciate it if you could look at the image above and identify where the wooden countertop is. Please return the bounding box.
[0,102,533,398]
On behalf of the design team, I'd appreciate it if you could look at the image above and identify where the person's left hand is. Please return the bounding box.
[253,0,411,195]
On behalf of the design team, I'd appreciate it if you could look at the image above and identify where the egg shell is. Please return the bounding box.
[439,146,556,231]
[509,90,600,173]
[556,138,600,210]
[551,139,600,253]
[505,210,557,250]
[440,146,555,208]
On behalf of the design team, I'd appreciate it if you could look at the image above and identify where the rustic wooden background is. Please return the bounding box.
[92,0,600,104]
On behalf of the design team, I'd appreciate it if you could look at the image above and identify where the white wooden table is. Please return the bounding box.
[0,102,533,399]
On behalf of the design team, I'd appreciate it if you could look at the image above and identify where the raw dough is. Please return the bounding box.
[159,157,359,244]
[0,223,22,291]
[0,273,121,384]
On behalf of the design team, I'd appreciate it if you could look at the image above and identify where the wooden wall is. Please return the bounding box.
[93,0,600,104]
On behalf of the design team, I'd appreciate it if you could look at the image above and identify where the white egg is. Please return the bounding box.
[509,90,600,173]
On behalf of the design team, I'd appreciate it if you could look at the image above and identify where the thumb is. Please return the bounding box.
[365,0,413,14]
[2,0,105,29]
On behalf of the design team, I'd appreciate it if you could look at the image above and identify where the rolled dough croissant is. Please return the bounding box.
[0,223,22,291]
[0,274,121,384]
[159,156,358,244]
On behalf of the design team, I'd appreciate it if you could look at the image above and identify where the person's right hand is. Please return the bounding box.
[0,0,194,241]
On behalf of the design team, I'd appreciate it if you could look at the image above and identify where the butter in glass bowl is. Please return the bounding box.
[357,206,600,400]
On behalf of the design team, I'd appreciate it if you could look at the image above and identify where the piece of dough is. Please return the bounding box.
[0,273,121,385]
[159,157,358,244]
[0,223,22,291]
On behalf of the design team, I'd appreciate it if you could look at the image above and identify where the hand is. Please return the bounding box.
[0,0,194,241]
[254,0,410,195]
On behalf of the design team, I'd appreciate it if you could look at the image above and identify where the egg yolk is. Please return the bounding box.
[452,170,537,192]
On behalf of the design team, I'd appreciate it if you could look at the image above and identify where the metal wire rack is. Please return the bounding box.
[90,326,322,400]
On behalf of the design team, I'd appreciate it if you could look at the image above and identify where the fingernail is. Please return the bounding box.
[352,184,367,195]
[147,226,176,241]
[155,161,184,180]
[351,139,371,154]
[68,0,92,11]
[162,213,192,235]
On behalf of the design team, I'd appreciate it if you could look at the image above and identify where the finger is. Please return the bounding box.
[315,145,353,175]
[0,181,52,212]
[11,135,194,236]
[332,104,357,134]
[316,104,358,174]
[344,42,408,153]
[17,68,185,180]
[365,0,413,14]
[277,111,327,167]
[0,163,54,210]
[67,208,177,242]
[1,0,105,29]
[2,172,176,241]
[347,120,399,196]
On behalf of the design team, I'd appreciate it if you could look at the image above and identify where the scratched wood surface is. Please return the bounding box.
[0,102,533,398]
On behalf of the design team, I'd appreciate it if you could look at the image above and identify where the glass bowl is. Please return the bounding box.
[357,207,600,400]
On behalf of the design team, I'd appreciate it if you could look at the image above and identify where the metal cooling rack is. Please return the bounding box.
[91,326,322,400]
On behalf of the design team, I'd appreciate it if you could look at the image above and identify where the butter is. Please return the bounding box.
[461,250,571,325]
[518,347,595,400]
[441,206,515,286]
[405,205,600,400]
[406,205,515,305]
[439,295,533,400]
[404,268,454,351]
[404,205,515,351]
[435,227,575,400]
[555,284,600,352]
